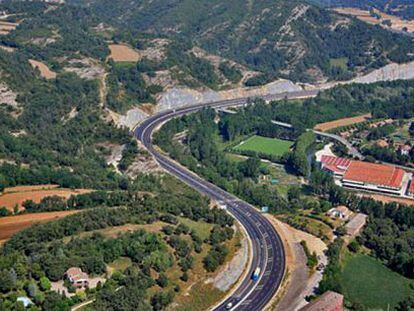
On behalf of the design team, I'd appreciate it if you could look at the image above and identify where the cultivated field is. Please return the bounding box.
[314,113,372,132]
[0,210,80,245]
[234,135,293,157]
[341,253,414,309]
[108,44,141,62]
[0,185,92,211]
[334,8,414,33]
[29,59,57,79]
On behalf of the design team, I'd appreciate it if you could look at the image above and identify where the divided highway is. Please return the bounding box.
[134,90,318,310]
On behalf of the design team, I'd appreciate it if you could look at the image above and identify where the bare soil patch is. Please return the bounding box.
[314,113,372,132]
[64,58,106,80]
[108,44,141,62]
[0,45,15,52]
[0,187,92,212]
[334,8,414,33]
[0,20,19,35]
[0,210,81,244]
[29,59,57,79]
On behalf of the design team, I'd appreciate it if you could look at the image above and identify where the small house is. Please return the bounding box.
[65,267,89,288]
[327,206,351,220]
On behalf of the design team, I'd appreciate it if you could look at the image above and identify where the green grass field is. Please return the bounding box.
[341,253,414,309]
[234,135,293,157]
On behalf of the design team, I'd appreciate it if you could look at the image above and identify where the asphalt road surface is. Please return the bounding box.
[134,90,318,310]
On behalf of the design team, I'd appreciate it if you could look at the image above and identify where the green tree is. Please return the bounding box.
[0,269,16,293]
[39,276,52,291]
[156,273,169,288]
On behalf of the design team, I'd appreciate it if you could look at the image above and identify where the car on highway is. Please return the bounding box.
[252,267,261,281]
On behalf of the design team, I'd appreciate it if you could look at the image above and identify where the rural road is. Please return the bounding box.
[133,90,318,310]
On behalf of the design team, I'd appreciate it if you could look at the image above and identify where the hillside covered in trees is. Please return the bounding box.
[62,0,414,84]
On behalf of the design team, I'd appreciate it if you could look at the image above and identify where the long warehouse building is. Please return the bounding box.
[320,155,409,196]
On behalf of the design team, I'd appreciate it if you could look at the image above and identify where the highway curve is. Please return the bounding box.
[134,90,317,310]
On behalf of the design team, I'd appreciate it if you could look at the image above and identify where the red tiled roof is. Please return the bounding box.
[409,180,414,194]
[321,155,352,174]
[66,267,88,282]
[343,161,405,188]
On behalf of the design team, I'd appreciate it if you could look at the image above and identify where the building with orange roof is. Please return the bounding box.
[320,155,352,178]
[318,154,409,196]
[65,267,89,288]
[343,161,405,195]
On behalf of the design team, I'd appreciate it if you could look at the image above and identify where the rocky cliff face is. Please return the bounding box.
[117,60,414,130]
[118,79,303,129]
[315,60,414,90]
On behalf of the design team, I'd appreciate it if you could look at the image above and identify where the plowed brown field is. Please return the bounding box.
[0,210,81,245]
[314,113,372,132]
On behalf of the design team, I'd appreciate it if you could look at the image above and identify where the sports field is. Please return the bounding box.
[341,253,413,309]
[234,135,293,157]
